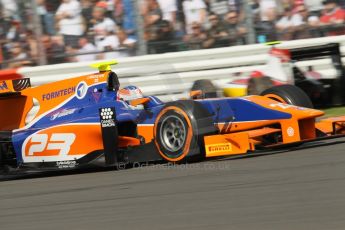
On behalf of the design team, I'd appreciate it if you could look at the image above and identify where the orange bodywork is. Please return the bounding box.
[316,116,345,135]
[0,79,14,93]
[205,132,252,157]
[130,97,150,107]
[1,70,144,163]
[21,72,108,119]
[137,125,154,143]
[204,95,327,158]
[0,72,109,132]
[0,95,33,131]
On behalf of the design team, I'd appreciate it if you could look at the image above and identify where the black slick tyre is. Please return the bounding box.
[154,100,216,162]
[261,84,313,108]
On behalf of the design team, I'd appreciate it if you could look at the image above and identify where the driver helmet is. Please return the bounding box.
[117,85,144,109]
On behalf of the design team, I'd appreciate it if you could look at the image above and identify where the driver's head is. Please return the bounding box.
[117,85,143,101]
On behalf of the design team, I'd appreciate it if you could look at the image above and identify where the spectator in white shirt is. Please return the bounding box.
[55,0,84,48]
[276,8,303,29]
[90,5,117,42]
[183,0,207,33]
[157,0,177,24]
[85,3,120,59]
[207,0,230,17]
[276,7,304,40]
[94,27,120,60]
[293,4,320,39]
[304,0,324,12]
[296,4,320,26]
[76,37,98,62]
[0,0,18,19]
[117,28,137,57]
[259,0,278,21]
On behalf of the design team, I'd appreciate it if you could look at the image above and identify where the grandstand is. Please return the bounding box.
[0,0,344,68]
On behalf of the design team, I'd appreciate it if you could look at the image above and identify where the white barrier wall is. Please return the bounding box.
[18,35,345,101]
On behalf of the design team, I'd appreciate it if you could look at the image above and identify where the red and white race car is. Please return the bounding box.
[222,43,345,107]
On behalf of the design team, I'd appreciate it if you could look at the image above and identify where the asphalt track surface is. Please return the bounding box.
[1,139,345,230]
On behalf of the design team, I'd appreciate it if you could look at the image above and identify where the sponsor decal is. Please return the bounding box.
[295,106,308,111]
[13,78,30,91]
[101,119,115,128]
[42,87,75,101]
[56,160,78,169]
[270,103,293,110]
[100,108,115,127]
[207,143,232,154]
[50,108,77,120]
[100,108,114,120]
[0,81,8,91]
[270,103,307,111]
[76,81,88,99]
[100,108,116,128]
[24,133,76,157]
[287,127,294,137]
[87,74,103,80]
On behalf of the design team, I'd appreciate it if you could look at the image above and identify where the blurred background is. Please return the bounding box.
[0,0,344,69]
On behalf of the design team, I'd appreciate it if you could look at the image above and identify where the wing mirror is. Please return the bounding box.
[190,90,203,99]
[107,72,120,91]
[130,98,151,107]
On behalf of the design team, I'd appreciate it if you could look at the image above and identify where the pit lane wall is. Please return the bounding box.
[1,35,345,101]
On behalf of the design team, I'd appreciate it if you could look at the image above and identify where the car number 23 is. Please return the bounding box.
[26,133,76,156]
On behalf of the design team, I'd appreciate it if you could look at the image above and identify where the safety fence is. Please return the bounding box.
[1,35,345,101]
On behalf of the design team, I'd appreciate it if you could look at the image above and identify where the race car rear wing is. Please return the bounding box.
[0,78,32,131]
[291,43,345,105]
[290,43,342,61]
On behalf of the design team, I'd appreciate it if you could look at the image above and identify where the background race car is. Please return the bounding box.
[192,43,345,108]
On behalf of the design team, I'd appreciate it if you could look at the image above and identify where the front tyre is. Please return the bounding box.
[154,100,216,162]
[261,84,314,108]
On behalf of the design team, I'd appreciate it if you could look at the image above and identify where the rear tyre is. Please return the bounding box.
[191,79,218,98]
[261,84,313,108]
[154,100,216,162]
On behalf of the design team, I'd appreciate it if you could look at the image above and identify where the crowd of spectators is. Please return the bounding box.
[0,0,344,68]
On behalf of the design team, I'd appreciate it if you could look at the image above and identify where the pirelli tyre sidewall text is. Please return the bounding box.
[154,100,216,162]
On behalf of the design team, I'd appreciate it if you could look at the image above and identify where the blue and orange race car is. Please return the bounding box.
[0,60,344,174]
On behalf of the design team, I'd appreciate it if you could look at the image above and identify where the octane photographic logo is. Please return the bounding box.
[76,81,88,99]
